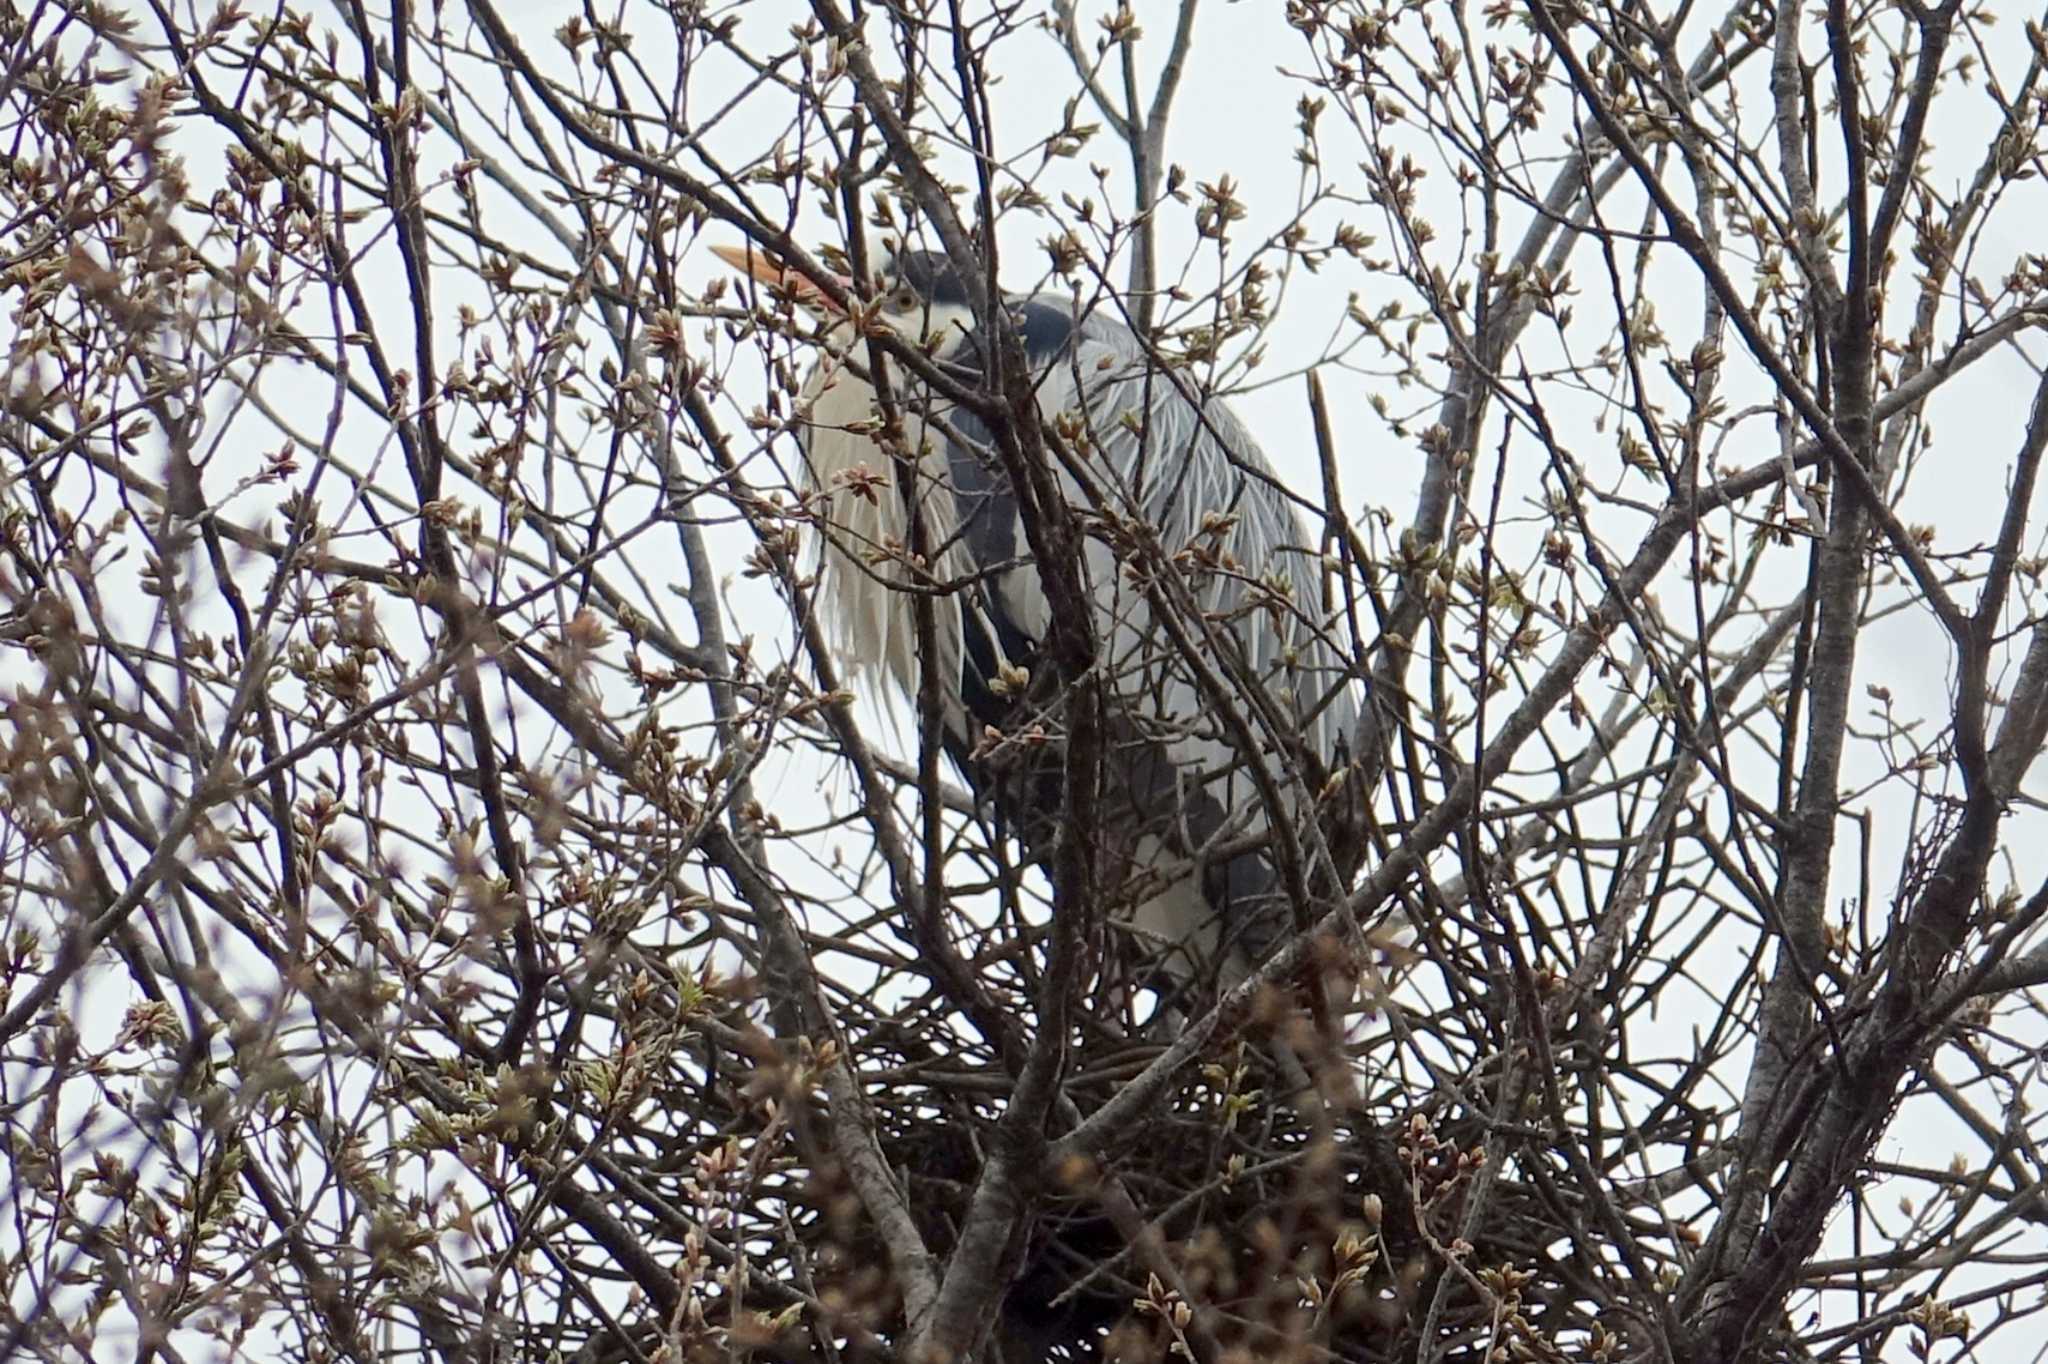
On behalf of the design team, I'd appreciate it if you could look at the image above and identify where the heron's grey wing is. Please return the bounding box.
[1067,315,1357,756]
[1035,309,1361,968]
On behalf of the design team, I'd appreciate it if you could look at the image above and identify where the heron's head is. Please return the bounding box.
[710,244,978,351]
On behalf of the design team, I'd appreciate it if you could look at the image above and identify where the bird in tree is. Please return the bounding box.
[713,241,1365,1006]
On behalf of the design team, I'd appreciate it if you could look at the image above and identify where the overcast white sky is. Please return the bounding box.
[16,0,2048,1357]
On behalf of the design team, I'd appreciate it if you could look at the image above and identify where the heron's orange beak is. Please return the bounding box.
[710,243,846,315]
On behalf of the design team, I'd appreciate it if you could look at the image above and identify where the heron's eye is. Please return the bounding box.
[886,286,920,315]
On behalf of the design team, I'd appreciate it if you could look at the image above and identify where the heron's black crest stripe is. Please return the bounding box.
[893,250,976,307]
[1013,300,1077,358]
[892,255,1080,362]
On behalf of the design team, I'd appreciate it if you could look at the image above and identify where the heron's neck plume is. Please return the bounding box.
[802,354,968,727]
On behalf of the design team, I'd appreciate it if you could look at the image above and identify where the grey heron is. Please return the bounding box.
[714,242,1363,999]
